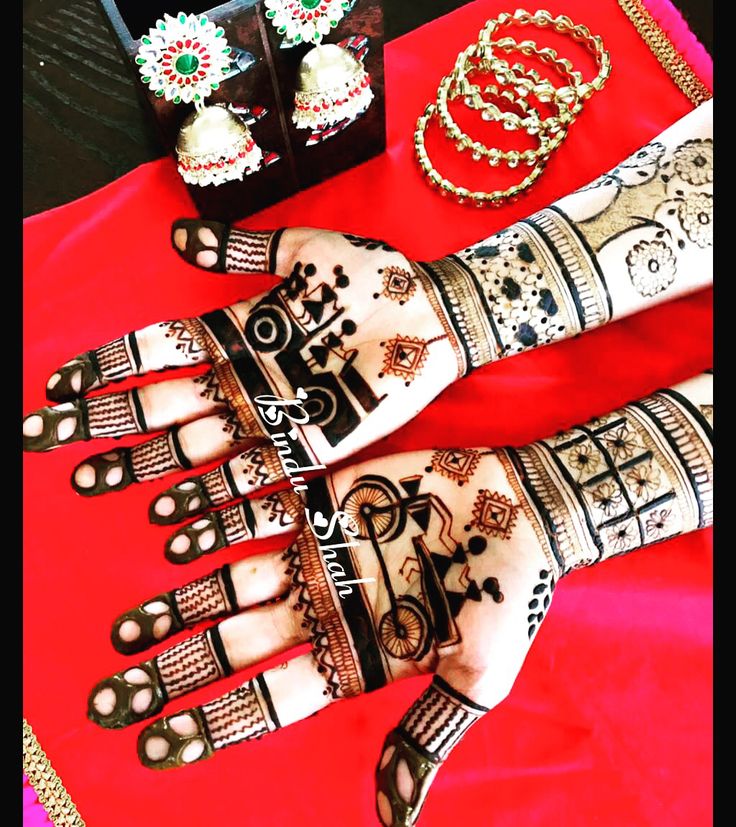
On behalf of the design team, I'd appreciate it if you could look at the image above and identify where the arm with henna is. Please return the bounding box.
[86,372,712,826]
[23,102,712,524]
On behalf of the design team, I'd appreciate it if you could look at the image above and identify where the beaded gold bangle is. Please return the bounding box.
[435,72,553,168]
[476,9,611,102]
[414,103,547,206]
[414,8,611,207]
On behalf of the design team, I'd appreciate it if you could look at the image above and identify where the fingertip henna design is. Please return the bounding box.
[89,628,232,730]
[376,677,488,826]
[24,390,146,453]
[45,353,99,402]
[171,219,230,272]
[138,674,280,770]
[149,464,235,525]
[111,568,238,655]
[164,501,255,563]
[111,593,184,655]
[73,430,189,497]
[71,450,134,497]
[47,336,142,402]
[171,219,283,274]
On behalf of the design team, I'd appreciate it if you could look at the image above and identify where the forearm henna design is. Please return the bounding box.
[89,626,232,729]
[137,674,281,770]
[502,381,713,573]
[418,117,712,375]
[376,676,488,827]
[112,566,238,655]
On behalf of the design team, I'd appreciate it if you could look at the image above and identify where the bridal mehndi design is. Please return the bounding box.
[80,372,711,827]
[23,102,713,826]
[24,103,712,490]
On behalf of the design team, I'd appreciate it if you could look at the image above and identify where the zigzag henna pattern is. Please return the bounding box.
[193,371,228,404]
[46,334,143,402]
[282,541,343,699]
[85,390,145,438]
[376,677,488,827]
[200,467,234,505]
[89,626,231,729]
[131,431,189,481]
[137,674,281,769]
[111,567,238,655]
[175,568,236,625]
[398,676,488,761]
[225,228,280,273]
[156,629,230,700]
[217,409,248,444]
[73,430,190,497]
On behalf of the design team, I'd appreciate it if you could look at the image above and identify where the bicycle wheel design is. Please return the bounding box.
[379,597,430,661]
[340,476,405,541]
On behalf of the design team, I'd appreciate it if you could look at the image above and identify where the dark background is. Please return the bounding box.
[22,0,712,217]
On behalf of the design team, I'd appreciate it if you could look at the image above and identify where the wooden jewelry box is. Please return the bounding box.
[96,0,386,221]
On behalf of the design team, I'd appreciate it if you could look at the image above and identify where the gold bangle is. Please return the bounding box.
[414,103,547,206]
[435,71,554,167]
[476,9,611,102]
[414,9,610,206]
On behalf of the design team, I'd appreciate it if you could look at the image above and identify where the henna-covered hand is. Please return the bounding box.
[23,102,711,510]
[87,373,712,826]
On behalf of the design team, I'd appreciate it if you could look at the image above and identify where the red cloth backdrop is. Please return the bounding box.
[23,1,712,824]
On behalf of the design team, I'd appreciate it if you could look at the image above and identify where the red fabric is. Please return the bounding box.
[23,1,712,825]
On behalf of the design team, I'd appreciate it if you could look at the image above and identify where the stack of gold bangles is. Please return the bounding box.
[414,9,611,206]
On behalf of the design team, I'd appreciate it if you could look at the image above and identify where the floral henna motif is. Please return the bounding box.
[502,379,713,572]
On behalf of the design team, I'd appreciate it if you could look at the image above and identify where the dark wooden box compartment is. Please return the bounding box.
[97,0,386,221]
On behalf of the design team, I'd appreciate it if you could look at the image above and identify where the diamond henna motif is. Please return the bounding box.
[430,448,481,486]
[470,489,519,539]
[379,336,430,385]
[379,267,416,304]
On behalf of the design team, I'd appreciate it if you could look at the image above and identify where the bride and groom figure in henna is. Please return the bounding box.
[23,101,713,827]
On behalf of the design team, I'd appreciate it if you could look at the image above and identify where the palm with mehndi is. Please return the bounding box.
[23,223,465,506]
[87,444,556,824]
[22,103,712,516]
[83,371,712,827]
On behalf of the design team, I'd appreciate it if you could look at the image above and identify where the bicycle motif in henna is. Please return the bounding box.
[340,474,503,662]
